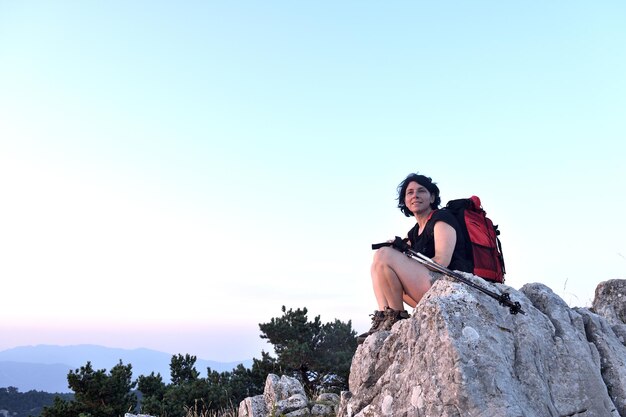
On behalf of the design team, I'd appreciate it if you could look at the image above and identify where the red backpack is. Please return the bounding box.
[444,196,505,283]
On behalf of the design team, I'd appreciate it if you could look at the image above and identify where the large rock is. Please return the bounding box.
[593,279,626,350]
[521,283,622,416]
[264,374,308,415]
[238,395,267,417]
[577,308,626,416]
[339,275,626,417]
[239,374,340,417]
[592,279,626,326]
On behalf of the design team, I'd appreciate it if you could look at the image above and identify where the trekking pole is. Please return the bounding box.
[372,237,525,315]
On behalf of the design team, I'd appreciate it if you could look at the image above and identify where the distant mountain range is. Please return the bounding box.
[0,344,252,393]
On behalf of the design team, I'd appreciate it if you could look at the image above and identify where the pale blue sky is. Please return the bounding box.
[1,1,625,362]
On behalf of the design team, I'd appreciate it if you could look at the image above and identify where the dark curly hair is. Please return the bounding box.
[397,173,441,217]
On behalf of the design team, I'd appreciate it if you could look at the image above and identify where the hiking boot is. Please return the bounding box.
[379,307,410,331]
[356,310,386,345]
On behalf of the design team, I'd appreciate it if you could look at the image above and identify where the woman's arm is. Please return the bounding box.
[432,221,457,267]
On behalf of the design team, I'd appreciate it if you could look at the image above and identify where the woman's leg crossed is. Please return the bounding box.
[371,247,435,310]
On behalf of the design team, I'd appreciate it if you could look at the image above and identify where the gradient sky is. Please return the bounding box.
[1,1,625,363]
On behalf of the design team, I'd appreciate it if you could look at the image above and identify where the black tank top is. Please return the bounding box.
[408,210,472,272]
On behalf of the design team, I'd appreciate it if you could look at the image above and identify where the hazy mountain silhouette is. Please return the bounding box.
[0,361,73,393]
[0,344,252,393]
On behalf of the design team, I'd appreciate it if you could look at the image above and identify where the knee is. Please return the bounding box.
[372,247,394,269]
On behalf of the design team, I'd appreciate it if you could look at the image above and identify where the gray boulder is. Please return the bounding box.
[313,392,340,415]
[340,275,625,417]
[263,374,309,416]
[239,373,340,417]
[592,279,626,326]
[276,393,309,416]
[264,374,307,409]
[311,403,334,416]
[521,283,620,416]
[576,308,626,416]
[238,395,267,417]
[285,407,312,417]
[593,279,626,350]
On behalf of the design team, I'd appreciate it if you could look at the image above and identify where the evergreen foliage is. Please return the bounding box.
[0,387,73,417]
[138,353,277,416]
[170,354,200,386]
[11,306,356,417]
[41,361,137,417]
[259,306,357,394]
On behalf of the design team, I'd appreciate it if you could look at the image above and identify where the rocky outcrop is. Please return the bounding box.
[593,279,626,349]
[238,374,340,417]
[339,276,626,417]
[593,279,626,326]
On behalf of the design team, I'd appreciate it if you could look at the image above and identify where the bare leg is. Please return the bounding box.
[403,293,417,309]
[371,247,434,310]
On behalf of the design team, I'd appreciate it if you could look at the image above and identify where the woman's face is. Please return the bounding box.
[405,181,434,214]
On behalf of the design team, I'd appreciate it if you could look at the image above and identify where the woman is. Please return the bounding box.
[357,173,471,344]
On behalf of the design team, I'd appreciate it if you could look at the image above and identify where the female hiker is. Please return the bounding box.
[357,173,472,344]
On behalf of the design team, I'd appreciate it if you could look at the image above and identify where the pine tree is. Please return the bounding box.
[259,305,357,394]
[41,361,137,417]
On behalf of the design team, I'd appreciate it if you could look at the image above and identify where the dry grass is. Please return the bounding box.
[183,401,238,417]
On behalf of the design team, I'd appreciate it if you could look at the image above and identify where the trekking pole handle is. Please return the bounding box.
[372,241,392,250]
[372,237,409,251]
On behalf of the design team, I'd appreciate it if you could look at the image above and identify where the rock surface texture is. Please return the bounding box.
[592,279,626,326]
[339,276,626,417]
[239,374,340,417]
